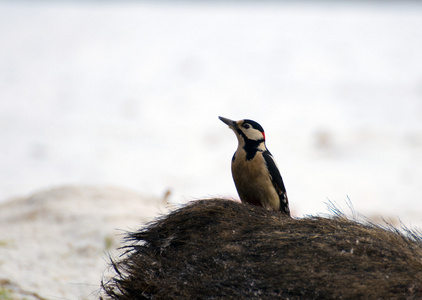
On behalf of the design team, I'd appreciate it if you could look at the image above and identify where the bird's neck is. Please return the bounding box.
[237,139,266,161]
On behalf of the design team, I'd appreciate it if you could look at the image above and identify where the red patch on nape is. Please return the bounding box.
[262,132,265,140]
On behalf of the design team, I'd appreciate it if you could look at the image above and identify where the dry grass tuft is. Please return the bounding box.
[101,199,422,299]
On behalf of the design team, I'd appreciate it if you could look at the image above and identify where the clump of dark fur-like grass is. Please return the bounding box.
[101,199,422,299]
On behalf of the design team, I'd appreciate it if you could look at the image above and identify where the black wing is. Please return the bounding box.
[262,150,290,216]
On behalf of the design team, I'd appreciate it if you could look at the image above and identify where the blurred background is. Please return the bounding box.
[1,0,422,225]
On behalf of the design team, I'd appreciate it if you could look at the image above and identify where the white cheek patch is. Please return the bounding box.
[244,128,264,141]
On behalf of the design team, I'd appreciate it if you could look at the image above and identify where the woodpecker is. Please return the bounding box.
[219,116,290,216]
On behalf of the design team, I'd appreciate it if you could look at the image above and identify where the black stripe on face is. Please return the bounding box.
[236,127,248,140]
[235,125,265,161]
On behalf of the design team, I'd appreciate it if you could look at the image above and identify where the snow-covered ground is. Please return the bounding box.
[0,186,166,299]
[1,1,422,298]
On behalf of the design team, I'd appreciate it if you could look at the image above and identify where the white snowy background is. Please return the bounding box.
[1,1,422,299]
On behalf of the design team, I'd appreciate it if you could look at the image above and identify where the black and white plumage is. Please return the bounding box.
[219,116,290,216]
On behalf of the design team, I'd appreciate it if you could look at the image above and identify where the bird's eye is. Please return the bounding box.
[242,123,250,129]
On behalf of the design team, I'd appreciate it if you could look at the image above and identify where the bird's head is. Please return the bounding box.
[219,116,266,146]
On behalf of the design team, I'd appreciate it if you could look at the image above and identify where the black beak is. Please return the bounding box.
[219,116,237,129]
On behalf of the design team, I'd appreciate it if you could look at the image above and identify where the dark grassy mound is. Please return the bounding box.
[101,199,422,299]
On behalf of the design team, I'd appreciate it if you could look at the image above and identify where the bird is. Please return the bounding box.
[219,116,290,215]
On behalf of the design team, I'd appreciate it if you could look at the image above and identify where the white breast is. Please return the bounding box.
[231,149,280,211]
